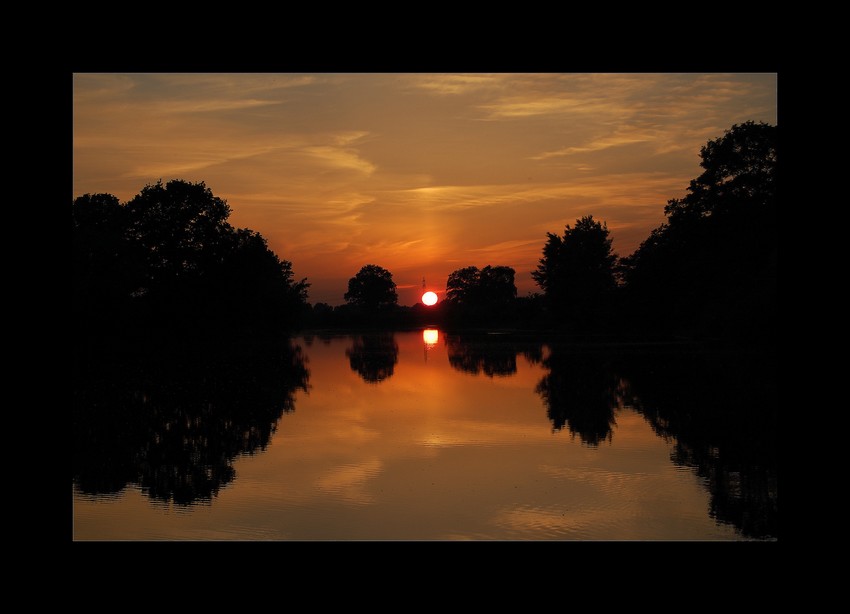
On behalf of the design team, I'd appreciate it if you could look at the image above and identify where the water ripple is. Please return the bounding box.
[315,458,383,504]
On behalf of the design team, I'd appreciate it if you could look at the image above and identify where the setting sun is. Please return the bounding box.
[72,73,777,542]
[73,73,777,306]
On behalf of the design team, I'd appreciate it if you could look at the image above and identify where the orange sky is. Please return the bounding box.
[73,73,777,305]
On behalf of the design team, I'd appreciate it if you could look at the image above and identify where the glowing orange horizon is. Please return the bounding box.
[73,74,777,306]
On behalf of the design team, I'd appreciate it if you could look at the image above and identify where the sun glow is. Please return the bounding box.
[423,329,439,346]
[422,291,438,306]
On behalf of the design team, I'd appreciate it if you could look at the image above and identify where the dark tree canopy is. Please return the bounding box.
[446,266,480,305]
[73,193,138,315]
[663,120,776,224]
[620,121,777,340]
[124,179,233,284]
[532,215,617,328]
[445,265,517,307]
[72,179,309,332]
[344,264,398,309]
[442,265,517,327]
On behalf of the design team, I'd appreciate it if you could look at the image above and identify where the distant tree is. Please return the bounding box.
[621,121,777,340]
[445,265,517,307]
[515,292,545,326]
[312,302,334,316]
[444,265,517,326]
[344,264,398,310]
[478,265,517,306]
[532,215,617,328]
[446,266,481,305]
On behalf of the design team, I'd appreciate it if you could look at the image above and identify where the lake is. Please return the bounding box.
[72,329,776,541]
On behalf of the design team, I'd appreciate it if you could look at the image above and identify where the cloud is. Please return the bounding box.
[145,73,320,95]
[479,96,595,119]
[74,72,776,306]
[151,98,282,115]
[468,239,542,254]
[404,73,507,96]
[122,143,287,179]
[303,132,376,175]
[531,134,653,160]
[384,172,684,214]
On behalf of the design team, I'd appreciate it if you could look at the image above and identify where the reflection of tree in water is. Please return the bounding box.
[617,349,777,540]
[533,343,777,539]
[346,333,399,383]
[445,333,543,378]
[535,347,620,446]
[73,331,309,505]
[302,331,338,347]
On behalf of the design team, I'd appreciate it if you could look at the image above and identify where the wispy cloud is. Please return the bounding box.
[469,239,542,253]
[404,73,507,96]
[73,72,776,305]
[144,72,320,95]
[151,98,282,114]
[531,133,653,160]
[386,172,685,213]
[122,144,287,178]
[303,131,376,175]
[479,96,596,119]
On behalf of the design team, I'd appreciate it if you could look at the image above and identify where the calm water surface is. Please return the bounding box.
[73,329,776,541]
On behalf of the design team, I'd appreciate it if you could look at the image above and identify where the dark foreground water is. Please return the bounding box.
[72,329,776,541]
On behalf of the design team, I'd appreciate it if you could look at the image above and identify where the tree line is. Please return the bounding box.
[73,179,309,337]
[73,121,776,343]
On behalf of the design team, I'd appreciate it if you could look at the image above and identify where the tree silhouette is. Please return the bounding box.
[216,227,310,328]
[445,266,480,305]
[344,264,398,310]
[72,193,139,319]
[532,215,617,329]
[446,265,517,307]
[124,179,232,285]
[620,121,777,341]
[72,179,309,332]
[443,265,517,326]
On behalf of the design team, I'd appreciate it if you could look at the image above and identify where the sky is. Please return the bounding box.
[73,73,777,306]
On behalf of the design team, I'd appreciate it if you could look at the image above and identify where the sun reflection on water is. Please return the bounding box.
[423,329,439,346]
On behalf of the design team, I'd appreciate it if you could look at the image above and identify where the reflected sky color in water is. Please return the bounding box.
[73,331,765,541]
